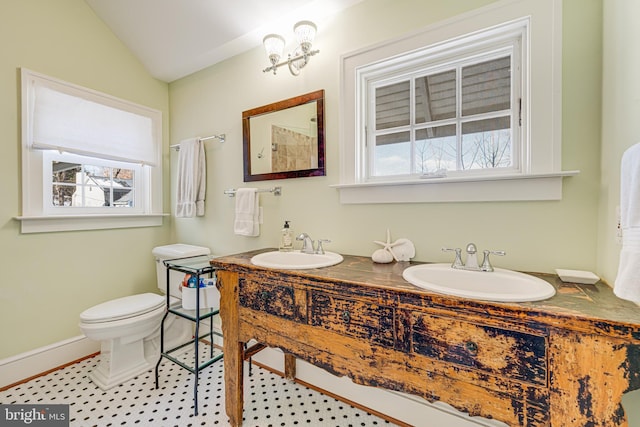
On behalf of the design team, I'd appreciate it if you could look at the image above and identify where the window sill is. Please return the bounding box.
[15,213,168,233]
[331,171,579,204]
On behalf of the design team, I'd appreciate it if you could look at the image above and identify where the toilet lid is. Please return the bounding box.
[80,293,165,323]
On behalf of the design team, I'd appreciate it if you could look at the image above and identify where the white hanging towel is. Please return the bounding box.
[615,142,640,302]
[234,188,260,236]
[175,138,206,218]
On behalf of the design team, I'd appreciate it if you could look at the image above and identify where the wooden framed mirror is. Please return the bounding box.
[242,89,325,182]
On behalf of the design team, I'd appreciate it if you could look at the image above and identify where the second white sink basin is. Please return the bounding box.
[251,250,344,270]
[402,263,555,302]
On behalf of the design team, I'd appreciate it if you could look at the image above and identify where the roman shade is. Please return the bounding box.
[28,77,157,166]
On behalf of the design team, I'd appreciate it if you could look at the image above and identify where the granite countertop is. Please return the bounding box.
[211,248,640,341]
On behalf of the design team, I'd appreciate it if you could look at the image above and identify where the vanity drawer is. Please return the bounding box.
[411,312,548,385]
[310,292,395,347]
[239,278,295,320]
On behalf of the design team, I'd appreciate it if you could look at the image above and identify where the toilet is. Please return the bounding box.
[79,244,211,390]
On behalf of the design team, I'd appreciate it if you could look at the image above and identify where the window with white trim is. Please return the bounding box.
[337,0,576,204]
[369,45,520,180]
[365,21,524,180]
[19,69,163,233]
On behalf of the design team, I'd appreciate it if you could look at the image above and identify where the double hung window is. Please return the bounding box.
[19,69,163,232]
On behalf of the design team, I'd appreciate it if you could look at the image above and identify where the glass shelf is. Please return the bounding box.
[168,305,219,321]
[163,255,216,274]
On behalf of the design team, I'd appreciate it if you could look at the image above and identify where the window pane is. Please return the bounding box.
[52,184,75,206]
[83,184,106,207]
[461,116,512,170]
[461,56,511,116]
[52,161,81,184]
[376,81,410,130]
[115,189,134,207]
[113,168,134,207]
[374,131,410,176]
[415,70,456,123]
[83,165,110,207]
[415,125,457,174]
[84,164,110,179]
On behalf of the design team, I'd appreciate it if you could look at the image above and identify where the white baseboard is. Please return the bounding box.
[0,335,100,389]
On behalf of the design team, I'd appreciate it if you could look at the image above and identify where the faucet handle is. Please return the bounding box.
[442,247,463,268]
[480,249,506,272]
[316,239,331,255]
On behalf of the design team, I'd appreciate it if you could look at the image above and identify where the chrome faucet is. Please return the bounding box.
[296,233,332,255]
[442,243,505,272]
[296,233,315,254]
[464,243,479,269]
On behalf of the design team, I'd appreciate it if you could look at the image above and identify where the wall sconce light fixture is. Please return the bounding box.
[262,20,319,76]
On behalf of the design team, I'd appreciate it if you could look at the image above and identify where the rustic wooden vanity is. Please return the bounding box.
[211,249,640,426]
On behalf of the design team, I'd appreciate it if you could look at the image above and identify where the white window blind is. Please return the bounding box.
[27,73,158,166]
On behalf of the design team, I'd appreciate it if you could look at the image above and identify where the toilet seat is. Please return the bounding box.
[80,293,165,323]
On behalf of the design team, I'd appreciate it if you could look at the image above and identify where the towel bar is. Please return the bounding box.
[170,134,225,151]
[224,187,281,197]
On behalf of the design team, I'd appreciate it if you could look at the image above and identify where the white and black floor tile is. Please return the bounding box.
[0,344,393,427]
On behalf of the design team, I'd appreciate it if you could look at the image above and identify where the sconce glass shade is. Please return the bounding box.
[263,34,285,65]
[262,20,318,76]
[293,20,317,53]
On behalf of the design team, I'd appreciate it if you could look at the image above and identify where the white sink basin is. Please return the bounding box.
[402,263,555,302]
[251,250,344,270]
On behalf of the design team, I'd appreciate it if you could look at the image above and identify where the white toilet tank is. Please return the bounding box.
[152,244,211,300]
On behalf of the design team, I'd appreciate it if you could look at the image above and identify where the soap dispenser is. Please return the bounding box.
[279,221,293,252]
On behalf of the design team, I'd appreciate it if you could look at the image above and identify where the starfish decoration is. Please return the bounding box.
[373,229,401,253]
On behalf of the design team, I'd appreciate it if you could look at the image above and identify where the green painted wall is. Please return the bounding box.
[169,0,602,277]
[598,0,640,289]
[0,0,171,359]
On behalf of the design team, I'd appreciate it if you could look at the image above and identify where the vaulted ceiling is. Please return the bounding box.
[85,0,363,82]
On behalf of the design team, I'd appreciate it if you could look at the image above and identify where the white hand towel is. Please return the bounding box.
[614,142,640,302]
[234,188,260,236]
[176,138,206,218]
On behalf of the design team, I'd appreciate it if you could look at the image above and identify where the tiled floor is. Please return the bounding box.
[0,344,393,427]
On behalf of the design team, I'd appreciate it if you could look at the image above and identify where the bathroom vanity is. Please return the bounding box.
[211,249,640,426]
